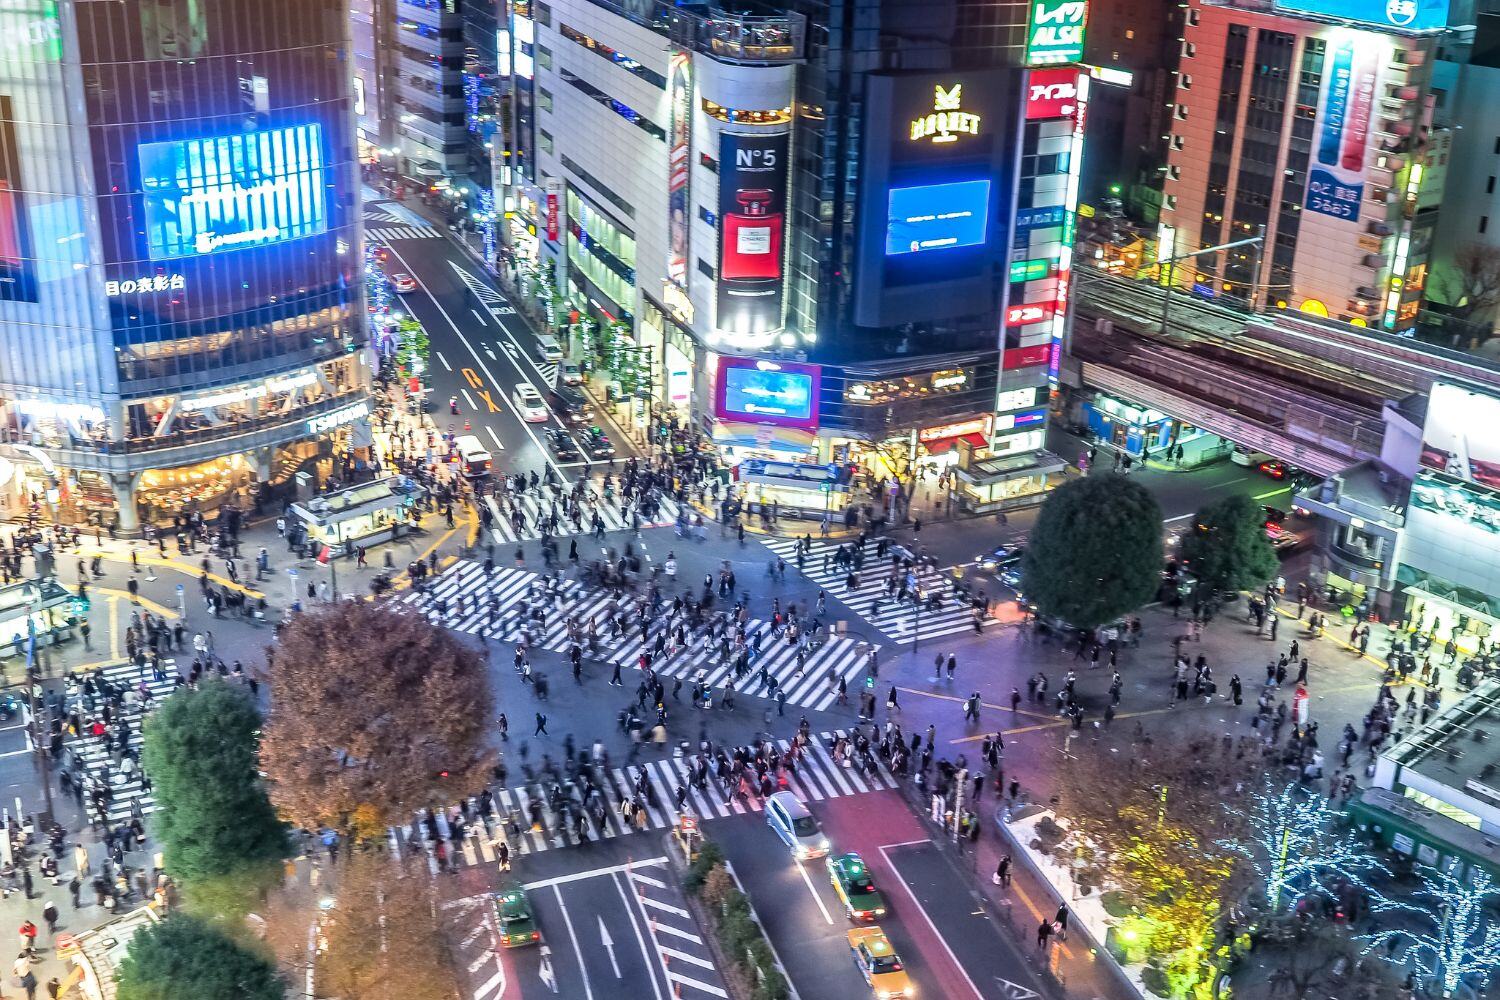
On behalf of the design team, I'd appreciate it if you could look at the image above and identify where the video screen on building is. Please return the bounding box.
[715,357,820,429]
[139,123,328,260]
[0,97,37,302]
[885,180,990,256]
[1421,382,1500,491]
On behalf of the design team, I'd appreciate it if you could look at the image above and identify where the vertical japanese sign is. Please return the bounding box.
[545,177,560,243]
[1306,32,1382,222]
[0,97,37,302]
[716,131,789,344]
[666,49,692,290]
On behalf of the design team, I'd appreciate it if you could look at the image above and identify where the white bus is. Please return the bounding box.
[455,435,492,478]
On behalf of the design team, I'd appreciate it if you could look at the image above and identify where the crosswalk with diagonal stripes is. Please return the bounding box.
[62,661,183,825]
[481,490,682,544]
[388,730,894,870]
[367,224,440,242]
[401,560,876,710]
[761,536,993,643]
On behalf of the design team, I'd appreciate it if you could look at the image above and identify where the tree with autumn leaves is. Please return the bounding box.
[1053,739,1246,999]
[260,601,496,840]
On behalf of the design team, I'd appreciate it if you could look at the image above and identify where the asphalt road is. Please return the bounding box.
[461,836,728,1000]
[370,204,635,486]
[708,788,1050,1000]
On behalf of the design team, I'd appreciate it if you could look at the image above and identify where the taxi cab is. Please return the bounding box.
[492,888,541,948]
[827,853,887,922]
[847,926,913,998]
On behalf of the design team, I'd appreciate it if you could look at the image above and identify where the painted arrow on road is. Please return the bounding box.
[994,977,1040,1000]
[598,916,622,978]
[501,341,521,361]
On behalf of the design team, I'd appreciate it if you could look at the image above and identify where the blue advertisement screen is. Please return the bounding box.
[885,180,990,256]
[1276,0,1448,31]
[722,366,814,422]
[139,124,328,259]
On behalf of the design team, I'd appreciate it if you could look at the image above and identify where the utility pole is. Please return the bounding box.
[1156,235,1265,337]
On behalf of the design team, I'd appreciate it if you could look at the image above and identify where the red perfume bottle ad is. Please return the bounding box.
[722,189,783,281]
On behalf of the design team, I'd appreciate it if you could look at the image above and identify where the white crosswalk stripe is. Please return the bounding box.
[367,225,440,242]
[61,661,183,824]
[481,491,682,544]
[761,537,993,643]
[387,731,896,867]
[404,561,876,709]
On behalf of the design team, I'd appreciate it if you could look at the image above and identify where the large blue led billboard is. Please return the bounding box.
[139,123,328,260]
[1275,0,1448,31]
[885,179,990,256]
[715,356,821,429]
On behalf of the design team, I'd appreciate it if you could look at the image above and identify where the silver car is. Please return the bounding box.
[765,791,829,860]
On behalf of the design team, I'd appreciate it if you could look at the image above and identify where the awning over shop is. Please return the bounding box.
[923,432,989,455]
[712,420,818,456]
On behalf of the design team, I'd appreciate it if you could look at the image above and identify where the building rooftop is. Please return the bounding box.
[1385,679,1500,808]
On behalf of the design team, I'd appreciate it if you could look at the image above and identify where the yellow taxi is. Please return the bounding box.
[847,926,914,998]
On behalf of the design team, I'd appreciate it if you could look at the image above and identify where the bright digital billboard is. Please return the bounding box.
[1276,0,1448,32]
[885,180,990,256]
[1420,382,1500,491]
[714,357,820,430]
[139,123,328,259]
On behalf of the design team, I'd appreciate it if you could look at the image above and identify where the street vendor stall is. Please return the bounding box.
[288,475,425,557]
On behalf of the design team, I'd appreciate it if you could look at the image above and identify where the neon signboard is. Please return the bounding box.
[885,180,990,256]
[714,357,820,430]
[139,123,328,259]
[1026,0,1088,66]
[908,84,982,145]
[1276,0,1448,31]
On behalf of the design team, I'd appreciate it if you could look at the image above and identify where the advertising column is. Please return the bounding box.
[715,131,789,342]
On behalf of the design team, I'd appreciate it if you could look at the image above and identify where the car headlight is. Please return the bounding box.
[819,838,830,849]
[875,908,886,915]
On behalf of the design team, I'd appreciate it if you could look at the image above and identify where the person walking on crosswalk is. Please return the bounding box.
[534,713,548,736]
[964,692,981,725]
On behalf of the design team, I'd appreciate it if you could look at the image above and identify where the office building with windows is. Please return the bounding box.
[1161,0,1449,332]
[501,0,1082,516]
[0,0,368,530]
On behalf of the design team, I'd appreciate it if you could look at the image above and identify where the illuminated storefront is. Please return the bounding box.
[1081,392,1227,465]
[0,0,368,530]
[290,476,426,556]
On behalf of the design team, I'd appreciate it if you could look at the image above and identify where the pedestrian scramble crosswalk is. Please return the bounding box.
[481,490,683,544]
[401,560,876,710]
[61,661,181,825]
[389,731,897,869]
[761,536,994,643]
[367,224,440,242]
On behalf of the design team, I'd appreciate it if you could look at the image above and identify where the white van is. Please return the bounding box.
[1229,445,1272,468]
[455,434,492,478]
[534,333,563,363]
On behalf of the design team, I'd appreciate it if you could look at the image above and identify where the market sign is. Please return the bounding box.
[1026,0,1088,66]
[105,273,185,296]
[306,401,370,435]
[1009,258,1052,282]
[1005,301,1055,326]
[918,414,993,443]
[181,372,317,412]
[908,83,983,145]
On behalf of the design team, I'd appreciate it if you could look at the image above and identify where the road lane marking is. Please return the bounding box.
[1163,512,1195,524]
[486,426,506,451]
[552,884,596,1000]
[793,859,834,925]
[658,946,714,970]
[612,871,669,1000]
[485,347,498,360]
[639,896,690,920]
[651,923,702,945]
[436,351,452,371]
[462,389,477,411]
[474,388,501,413]
[462,367,483,388]
[471,308,489,326]
[522,857,669,889]
[385,243,566,480]
[666,971,728,998]
[877,844,987,1000]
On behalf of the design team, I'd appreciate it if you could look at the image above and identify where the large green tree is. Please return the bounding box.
[141,680,287,890]
[116,915,284,1000]
[1180,493,1279,593]
[1021,473,1163,629]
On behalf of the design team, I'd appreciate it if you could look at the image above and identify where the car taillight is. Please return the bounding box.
[531,932,540,941]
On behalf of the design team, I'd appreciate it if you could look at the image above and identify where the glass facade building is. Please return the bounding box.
[0,0,368,529]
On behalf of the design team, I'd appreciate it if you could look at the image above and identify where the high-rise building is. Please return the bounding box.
[0,0,369,530]
[1161,0,1449,331]
[500,0,1091,516]
[391,0,470,177]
